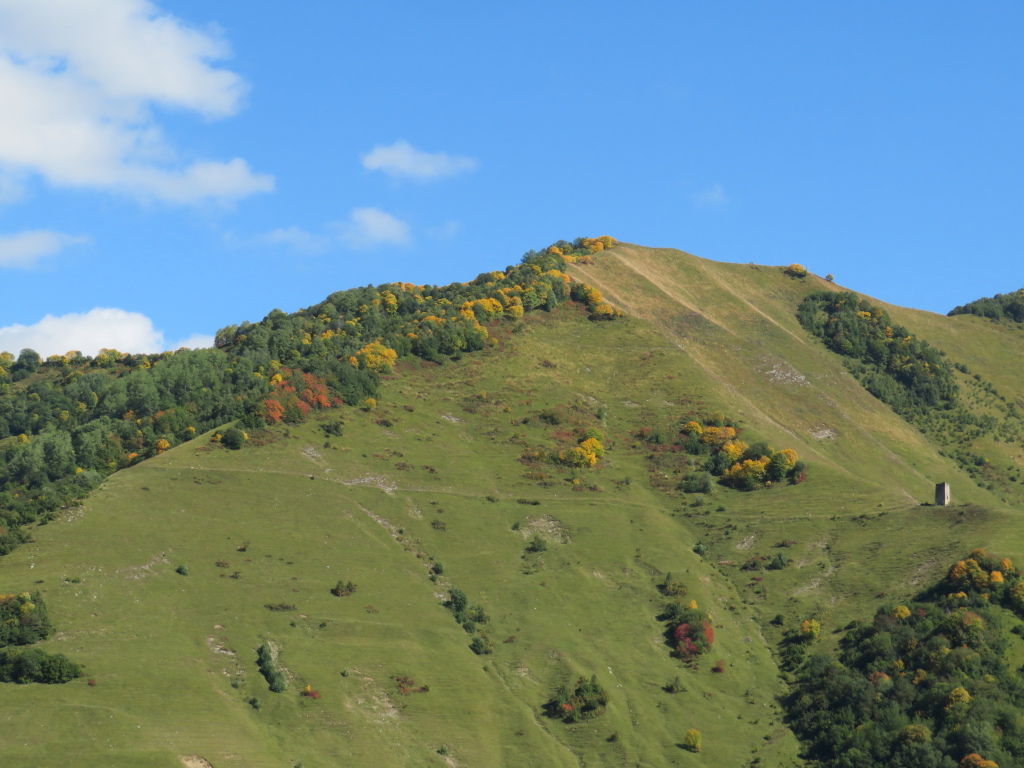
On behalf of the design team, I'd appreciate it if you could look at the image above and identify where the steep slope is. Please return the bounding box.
[0,241,1021,767]
[0,308,803,767]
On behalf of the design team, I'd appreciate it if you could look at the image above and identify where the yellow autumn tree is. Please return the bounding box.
[682,729,701,752]
[799,619,821,640]
[960,753,999,768]
[946,686,972,709]
[721,440,747,462]
[352,341,398,374]
[559,446,597,468]
[721,457,770,489]
[701,425,737,445]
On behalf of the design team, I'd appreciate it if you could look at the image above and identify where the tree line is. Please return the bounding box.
[0,238,619,559]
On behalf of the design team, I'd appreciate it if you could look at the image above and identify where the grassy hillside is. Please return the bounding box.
[0,242,1021,767]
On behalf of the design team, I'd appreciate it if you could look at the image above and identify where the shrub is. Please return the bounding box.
[469,637,491,655]
[799,619,820,640]
[682,728,702,752]
[525,535,548,553]
[784,264,808,278]
[331,580,357,597]
[175,564,188,576]
[544,675,609,723]
[256,641,286,693]
[679,472,712,494]
[665,676,686,694]
[222,427,246,450]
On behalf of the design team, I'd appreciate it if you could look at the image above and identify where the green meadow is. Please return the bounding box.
[1,244,1021,766]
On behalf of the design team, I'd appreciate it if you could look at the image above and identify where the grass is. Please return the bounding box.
[1,243,1021,766]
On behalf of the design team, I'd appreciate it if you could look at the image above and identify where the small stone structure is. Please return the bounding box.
[935,482,951,506]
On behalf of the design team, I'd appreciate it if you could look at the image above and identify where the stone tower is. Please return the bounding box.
[935,482,951,506]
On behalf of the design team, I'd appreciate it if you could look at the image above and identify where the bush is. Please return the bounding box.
[175,564,188,576]
[784,264,808,278]
[331,580,356,597]
[256,641,286,693]
[524,535,548,553]
[469,637,491,655]
[222,427,246,450]
[679,472,712,494]
[682,728,702,752]
[544,675,608,723]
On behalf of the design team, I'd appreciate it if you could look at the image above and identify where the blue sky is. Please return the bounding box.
[1,1,1022,356]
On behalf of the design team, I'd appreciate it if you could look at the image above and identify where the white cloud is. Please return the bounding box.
[334,207,411,249]
[0,229,89,268]
[426,220,462,241]
[258,226,330,254]
[693,183,729,207]
[362,140,478,180]
[0,307,210,356]
[0,0,273,203]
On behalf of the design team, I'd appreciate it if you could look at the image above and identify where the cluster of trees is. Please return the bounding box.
[445,587,491,654]
[0,591,52,646]
[544,675,609,723]
[798,291,1024,488]
[0,591,79,685]
[0,647,81,684]
[660,599,715,662]
[797,292,959,416]
[518,403,609,482]
[786,550,1024,768]
[0,238,621,560]
[637,413,804,492]
[949,289,1024,324]
[256,641,286,693]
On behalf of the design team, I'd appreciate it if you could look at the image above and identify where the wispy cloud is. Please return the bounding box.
[693,183,729,207]
[0,229,90,268]
[426,220,462,241]
[333,207,411,249]
[362,140,478,180]
[240,208,416,253]
[0,0,273,204]
[257,226,330,254]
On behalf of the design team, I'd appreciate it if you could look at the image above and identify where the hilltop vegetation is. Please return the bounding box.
[0,237,617,558]
[949,289,1024,324]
